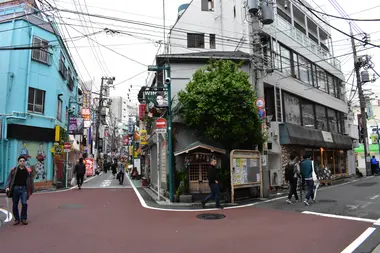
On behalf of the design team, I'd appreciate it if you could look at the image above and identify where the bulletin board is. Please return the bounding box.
[230,150,262,203]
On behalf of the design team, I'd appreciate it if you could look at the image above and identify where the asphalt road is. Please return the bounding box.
[255,176,380,220]
[82,172,131,189]
[0,176,374,253]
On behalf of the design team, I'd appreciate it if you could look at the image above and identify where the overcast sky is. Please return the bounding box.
[47,0,380,106]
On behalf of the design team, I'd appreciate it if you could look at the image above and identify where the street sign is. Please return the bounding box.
[64,142,71,153]
[156,128,167,134]
[156,118,167,129]
[255,98,265,109]
[258,109,266,119]
[148,65,159,71]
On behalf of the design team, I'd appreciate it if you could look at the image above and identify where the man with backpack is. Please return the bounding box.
[300,154,315,206]
[285,154,300,204]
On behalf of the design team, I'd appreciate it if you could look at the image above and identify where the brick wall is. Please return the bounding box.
[280,146,305,184]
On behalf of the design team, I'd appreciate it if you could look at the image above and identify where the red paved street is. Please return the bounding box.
[0,188,369,253]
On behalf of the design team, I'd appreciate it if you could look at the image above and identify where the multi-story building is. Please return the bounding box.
[0,0,80,189]
[143,0,358,196]
[110,96,130,124]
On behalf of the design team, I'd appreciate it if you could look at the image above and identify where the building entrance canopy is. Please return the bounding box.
[279,123,352,150]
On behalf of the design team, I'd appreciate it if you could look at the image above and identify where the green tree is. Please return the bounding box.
[177,60,265,150]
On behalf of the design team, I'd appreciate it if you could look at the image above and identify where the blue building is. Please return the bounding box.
[0,0,80,189]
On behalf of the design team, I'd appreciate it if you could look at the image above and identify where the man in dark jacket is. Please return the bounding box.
[5,156,34,225]
[300,154,315,206]
[201,158,223,209]
[74,158,86,189]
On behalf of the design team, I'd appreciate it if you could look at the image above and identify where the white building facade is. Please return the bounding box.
[146,0,359,195]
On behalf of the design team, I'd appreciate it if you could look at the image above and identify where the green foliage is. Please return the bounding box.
[175,170,189,196]
[177,60,265,150]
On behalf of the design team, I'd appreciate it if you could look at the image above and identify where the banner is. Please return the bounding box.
[85,158,94,176]
[144,89,168,109]
[140,130,147,145]
[139,104,146,120]
[69,117,84,135]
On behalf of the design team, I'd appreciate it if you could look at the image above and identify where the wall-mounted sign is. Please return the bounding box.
[140,130,147,145]
[69,117,84,135]
[144,89,168,109]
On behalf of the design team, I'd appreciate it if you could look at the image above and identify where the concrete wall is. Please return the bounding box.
[169,0,250,54]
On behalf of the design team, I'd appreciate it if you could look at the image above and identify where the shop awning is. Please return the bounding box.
[330,133,352,150]
[174,141,226,156]
[279,123,325,148]
[279,123,352,149]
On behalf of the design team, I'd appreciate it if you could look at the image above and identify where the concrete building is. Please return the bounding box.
[0,1,80,189]
[142,0,358,197]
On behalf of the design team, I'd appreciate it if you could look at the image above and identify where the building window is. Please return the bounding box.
[59,53,67,80]
[327,109,338,133]
[280,45,291,76]
[301,100,315,128]
[315,104,328,131]
[327,74,335,96]
[283,92,301,125]
[317,67,327,92]
[337,112,343,134]
[187,33,205,48]
[28,87,45,114]
[296,54,312,85]
[201,0,214,11]
[57,99,63,121]
[31,36,49,64]
[67,67,74,91]
[210,34,216,49]
[234,6,236,18]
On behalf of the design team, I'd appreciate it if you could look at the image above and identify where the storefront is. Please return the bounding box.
[280,123,352,178]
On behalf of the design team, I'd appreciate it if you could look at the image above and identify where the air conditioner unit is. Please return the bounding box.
[269,169,282,187]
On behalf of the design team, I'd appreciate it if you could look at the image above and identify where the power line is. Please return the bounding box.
[297,0,380,49]
[303,2,380,22]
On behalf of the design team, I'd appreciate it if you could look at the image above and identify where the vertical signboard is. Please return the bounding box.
[85,157,94,176]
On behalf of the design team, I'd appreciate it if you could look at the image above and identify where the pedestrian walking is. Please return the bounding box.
[285,154,300,204]
[74,158,86,190]
[300,154,315,206]
[117,163,125,185]
[103,159,111,173]
[201,158,223,209]
[5,155,34,225]
[371,156,378,175]
[111,160,117,179]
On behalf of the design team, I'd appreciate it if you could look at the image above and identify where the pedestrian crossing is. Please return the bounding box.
[82,173,132,189]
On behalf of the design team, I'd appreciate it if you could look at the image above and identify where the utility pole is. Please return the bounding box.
[247,0,274,198]
[350,23,371,176]
[95,77,104,163]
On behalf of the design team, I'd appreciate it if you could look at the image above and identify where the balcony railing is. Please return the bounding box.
[275,14,341,71]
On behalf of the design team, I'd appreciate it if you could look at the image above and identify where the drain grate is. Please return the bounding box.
[196,213,226,220]
[355,182,377,187]
[58,204,83,209]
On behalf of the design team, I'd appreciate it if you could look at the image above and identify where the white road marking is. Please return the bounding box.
[0,208,13,223]
[374,218,380,226]
[360,202,372,209]
[346,205,359,210]
[341,227,376,253]
[370,195,380,200]
[126,174,378,212]
[302,211,377,224]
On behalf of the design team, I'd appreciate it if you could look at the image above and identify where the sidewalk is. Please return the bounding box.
[130,175,365,211]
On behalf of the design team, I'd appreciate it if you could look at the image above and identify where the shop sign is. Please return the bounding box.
[321,131,333,143]
[140,130,147,145]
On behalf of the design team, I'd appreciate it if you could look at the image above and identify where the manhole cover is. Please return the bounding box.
[316,199,337,203]
[58,204,83,209]
[355,182,377,187]
[196,213,226,220]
